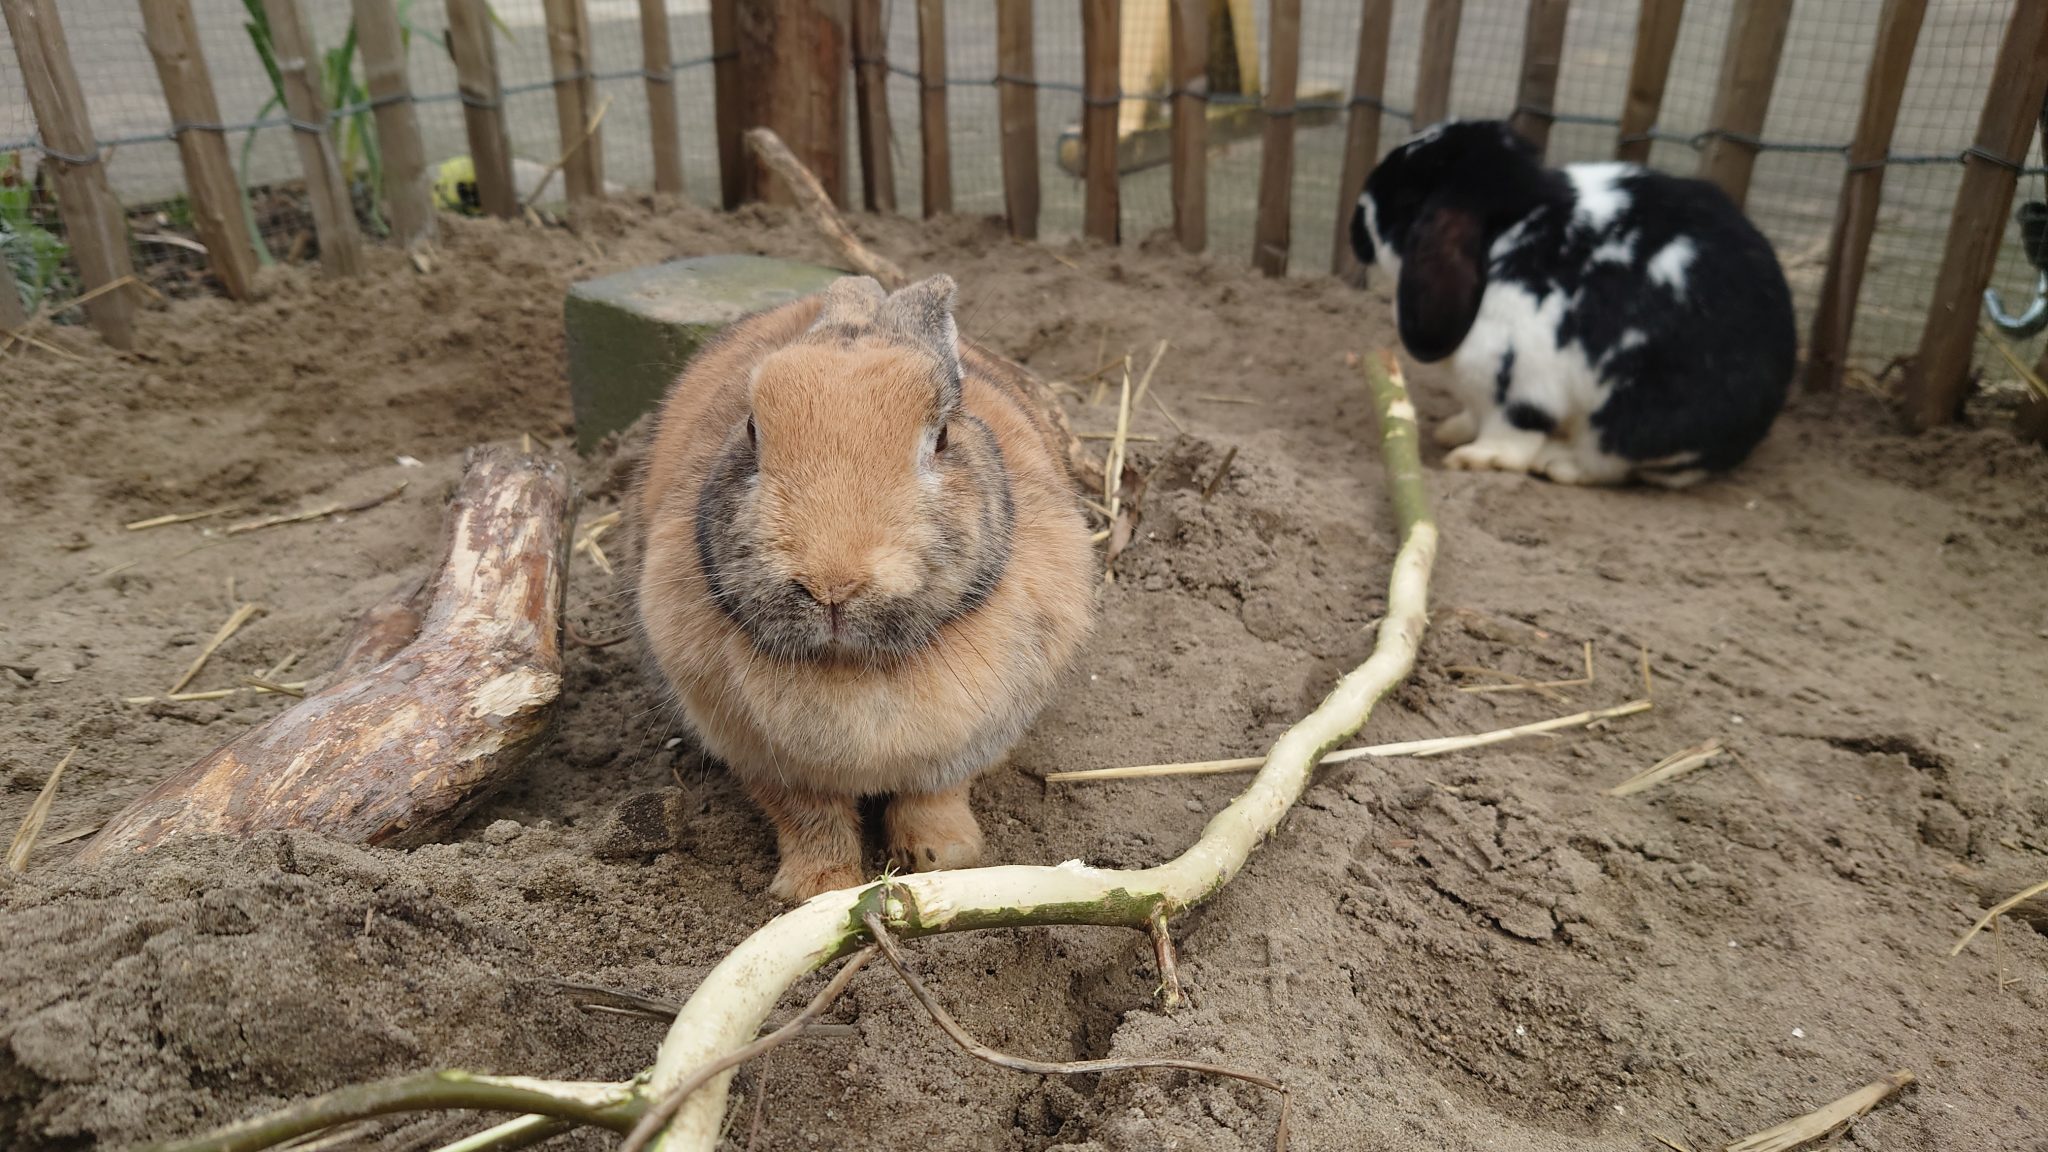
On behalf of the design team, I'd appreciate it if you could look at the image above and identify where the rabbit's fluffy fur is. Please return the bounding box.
[634,275,1095,901]
[1352,120,1795,487]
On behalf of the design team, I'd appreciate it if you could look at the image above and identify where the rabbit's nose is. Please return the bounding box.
[796,574,866,607]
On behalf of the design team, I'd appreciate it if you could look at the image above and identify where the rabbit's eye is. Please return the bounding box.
[934,424,950,453]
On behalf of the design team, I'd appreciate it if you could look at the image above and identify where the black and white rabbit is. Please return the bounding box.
[1349,120,1794,487]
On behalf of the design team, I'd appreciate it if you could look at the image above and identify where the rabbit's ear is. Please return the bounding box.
[1397,199,1488,362]
[877,274,963,386]
[808,276,888,331]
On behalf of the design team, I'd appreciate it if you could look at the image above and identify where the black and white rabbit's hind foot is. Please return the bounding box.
[1434,411,1706,488]
[1351,120,1795,488]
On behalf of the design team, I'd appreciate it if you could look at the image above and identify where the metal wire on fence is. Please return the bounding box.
[1,1,2042,382]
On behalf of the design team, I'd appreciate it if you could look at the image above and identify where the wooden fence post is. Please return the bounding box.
[446,0,518,218]
[710,0,743,209]
[2,0,138,347]
[852,0,896,212]
[0,247,27,330]
[997,0,1039,238]
[352,0,435,246]
[917,0,951,217]
[139,0,260,301]
[736,1,849,207]
[1616,0,1683,164]
[1082,0,1121,244]
[1696,0,1792,207]
[543,0,604,204]
[261,0,364,277]
[1169,0,1207,254]
[1253,0,1301,276]
[1905,2,2048,430]
[1413,0,1463,127]
[1333,0,1394,278]
[639,0,686,196]
[1510,0,1571,155]
[1807,0,1926,391]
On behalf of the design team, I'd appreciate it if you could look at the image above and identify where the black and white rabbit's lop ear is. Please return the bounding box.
[1396,198,1487,363]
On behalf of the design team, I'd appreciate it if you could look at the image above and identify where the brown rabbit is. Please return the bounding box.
[634,274,1096,901]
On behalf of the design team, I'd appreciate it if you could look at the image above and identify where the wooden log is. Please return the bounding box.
[76,448,576,863]
[1252,0,1300,277]
[1082,0,1121,244]
[640,0,686,196]
[543,0,605,204]
[139,0,260,301]
[447,0,518,218]
[851,0,896,212]
[1413,0,1463,128]
[1905,2,2048,430]
[1510,0,1571,156]
[916,0,951,217]
[1332,0,1394,278]
[2,0,138,348]
[736,0,849,207]
[1806,0,1926,391]
[1169,0,1208,254]
[352,0,436,246]
[996,0,1039,238]
[1616,0,1684,164]
[1696,0,1792,207]
[710,0,744,209]
[262,0,365,276]
[0,250,26,330]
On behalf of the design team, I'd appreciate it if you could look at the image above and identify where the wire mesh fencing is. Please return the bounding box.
[3,1,2045,386]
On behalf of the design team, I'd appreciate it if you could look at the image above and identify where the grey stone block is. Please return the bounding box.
[564,254,844,452]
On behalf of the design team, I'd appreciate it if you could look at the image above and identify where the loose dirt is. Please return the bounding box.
[3,198,2045,1152]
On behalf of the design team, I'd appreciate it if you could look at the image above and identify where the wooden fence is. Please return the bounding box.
[5,0,2047,434]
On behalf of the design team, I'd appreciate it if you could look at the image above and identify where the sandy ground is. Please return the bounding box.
[3,199,2047,1152]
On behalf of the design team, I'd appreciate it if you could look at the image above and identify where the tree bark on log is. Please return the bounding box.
[78,448,576,864]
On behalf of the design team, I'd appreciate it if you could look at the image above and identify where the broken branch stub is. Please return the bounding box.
[77,448,575,863]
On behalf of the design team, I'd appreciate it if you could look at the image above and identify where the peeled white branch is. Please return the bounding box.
[638,349,1438,1150]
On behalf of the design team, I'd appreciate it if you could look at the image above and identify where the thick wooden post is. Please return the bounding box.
[1169,0,1207,254]
[1616,0,1683,163]
[852,0,896,212]
[710,0,743,209]
[543,0,604,203]
[916,0,951,217]
[996,0,1039,238]
[1905,2,2048,430]
[1082,0,1121,244]
[736,1,850,207]
[1333,0,1395,278]
[1696,0,1792,207]
[2,0,137,347]
[139,0,260,300]
[0,250,27,330]
[352,0,435,246]
[1413,0,1463,127]
[262,0,364,276]
[640,0,686,196]
[1807,0,1927,391]
[1510,0,1571,155]
[446,0,518,218]
[1253,0,1300,277]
